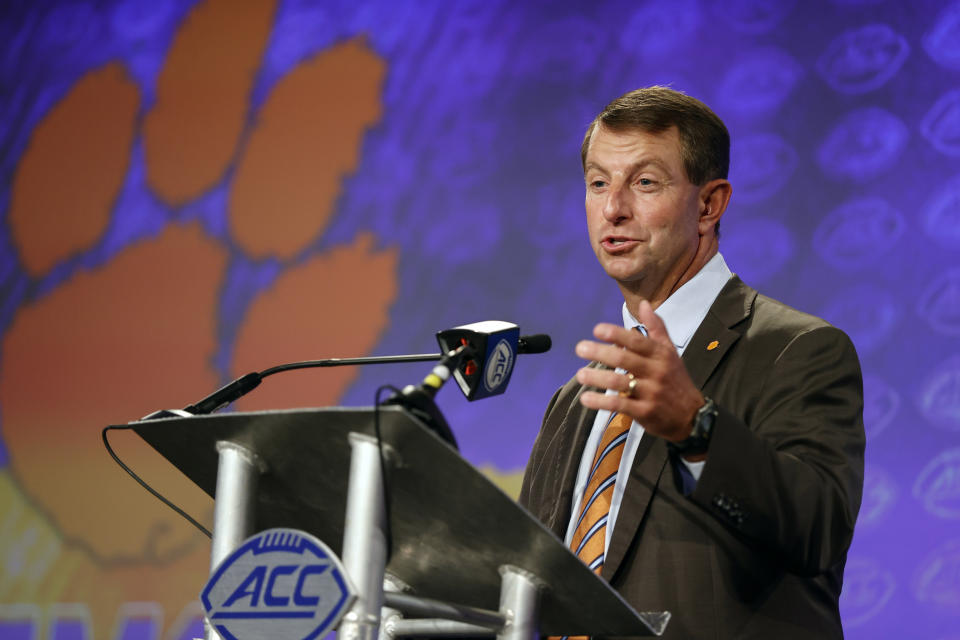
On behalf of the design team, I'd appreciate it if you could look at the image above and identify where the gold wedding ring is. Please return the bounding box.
[620,372,639,398]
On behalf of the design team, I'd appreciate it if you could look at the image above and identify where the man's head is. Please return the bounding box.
[581,86,729,186]
[582,86,733,310]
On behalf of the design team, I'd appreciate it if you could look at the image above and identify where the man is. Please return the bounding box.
[519,87,864,638]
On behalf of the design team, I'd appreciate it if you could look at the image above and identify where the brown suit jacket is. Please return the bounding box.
[519,276,865,639]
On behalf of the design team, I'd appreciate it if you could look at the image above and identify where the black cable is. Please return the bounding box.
[102,424,212,538]
[375,384,401,562]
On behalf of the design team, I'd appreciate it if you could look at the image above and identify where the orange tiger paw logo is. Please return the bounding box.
[0,0,395,636]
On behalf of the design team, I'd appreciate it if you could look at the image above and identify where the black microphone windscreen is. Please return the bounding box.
[518,334,551,354]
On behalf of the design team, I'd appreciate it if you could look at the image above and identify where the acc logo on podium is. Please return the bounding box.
[201,528,355,640]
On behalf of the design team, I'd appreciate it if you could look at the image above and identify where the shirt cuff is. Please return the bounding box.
[675,457,706,495]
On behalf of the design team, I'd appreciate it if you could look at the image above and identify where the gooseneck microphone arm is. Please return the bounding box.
[180,353,440,416]
[177,334,551,416]
[259,353,442,376]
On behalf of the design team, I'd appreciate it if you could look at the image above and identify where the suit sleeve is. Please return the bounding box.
[690,325,865,576]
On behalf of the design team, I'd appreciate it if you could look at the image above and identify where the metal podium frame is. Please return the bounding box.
[130,407,669,639]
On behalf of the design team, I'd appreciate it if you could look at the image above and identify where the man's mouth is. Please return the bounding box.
[602,236,638,251]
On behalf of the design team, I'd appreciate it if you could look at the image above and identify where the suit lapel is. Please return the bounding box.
[601,276,756,580]
[682,276,754,389]
[603,434,668,579]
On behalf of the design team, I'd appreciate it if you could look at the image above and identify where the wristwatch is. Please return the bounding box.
[669,396,717,456]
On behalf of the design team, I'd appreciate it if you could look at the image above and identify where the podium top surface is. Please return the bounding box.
[132,406,665,636]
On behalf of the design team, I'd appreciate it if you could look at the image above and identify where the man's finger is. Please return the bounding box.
[636,299,673,347]
[590,322,656,355]
[576,366,646,394]
[576,339,654,373]
[580,389,647,415]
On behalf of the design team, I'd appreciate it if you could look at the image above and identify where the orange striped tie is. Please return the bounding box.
[569,411,633,574]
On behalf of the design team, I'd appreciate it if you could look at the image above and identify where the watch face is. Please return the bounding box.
[694,398,717,438]
[670,398,716,455]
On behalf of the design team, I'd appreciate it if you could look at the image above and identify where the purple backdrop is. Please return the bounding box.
[1,0,959,637]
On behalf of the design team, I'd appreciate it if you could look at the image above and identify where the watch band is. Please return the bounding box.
[668,396,717,456]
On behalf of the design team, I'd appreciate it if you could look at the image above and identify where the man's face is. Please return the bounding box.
[584,125,704,300]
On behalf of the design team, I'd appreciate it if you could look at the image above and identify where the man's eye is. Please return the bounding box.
[638,178,654,186]
[590,180,606,188]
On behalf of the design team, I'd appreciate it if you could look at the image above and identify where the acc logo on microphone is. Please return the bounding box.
[484,339,515,393]
[201,528,355,640]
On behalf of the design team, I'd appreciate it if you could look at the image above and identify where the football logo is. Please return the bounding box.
[202,529,355,640]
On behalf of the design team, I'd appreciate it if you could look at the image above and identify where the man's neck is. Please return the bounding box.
[619,243,719,313]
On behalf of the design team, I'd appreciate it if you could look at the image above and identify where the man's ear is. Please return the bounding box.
[698,179,732,235]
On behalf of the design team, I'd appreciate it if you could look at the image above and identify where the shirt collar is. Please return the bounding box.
[621,252,733,354]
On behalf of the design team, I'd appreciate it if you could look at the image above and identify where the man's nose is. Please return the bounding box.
[602,184,630,222]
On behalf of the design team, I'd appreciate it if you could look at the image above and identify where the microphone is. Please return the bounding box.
[182,372,262,416]
[519,334,552,354]
[385,323,550,446]
[436,320,521,401]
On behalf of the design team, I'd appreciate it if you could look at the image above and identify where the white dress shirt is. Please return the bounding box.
[563,253,733,552]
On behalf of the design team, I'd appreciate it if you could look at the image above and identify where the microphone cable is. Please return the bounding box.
[102,423,212,538]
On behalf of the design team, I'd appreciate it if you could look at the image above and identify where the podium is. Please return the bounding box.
[131,407,669,638]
